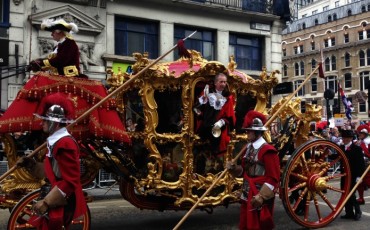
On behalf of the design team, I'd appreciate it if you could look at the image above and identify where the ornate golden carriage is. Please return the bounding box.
[0,50,355,229]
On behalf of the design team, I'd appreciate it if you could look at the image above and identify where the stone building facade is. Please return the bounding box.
[282,0,370,123]
[0,0,286,108]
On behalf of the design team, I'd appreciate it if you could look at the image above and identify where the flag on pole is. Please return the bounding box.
[318,46,325,78]
[338,82,354,120]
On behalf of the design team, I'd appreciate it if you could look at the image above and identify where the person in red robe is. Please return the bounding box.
[226,110,280,230]
[17,94,87,230]
[195,73,236,156]
[29,18,81,77]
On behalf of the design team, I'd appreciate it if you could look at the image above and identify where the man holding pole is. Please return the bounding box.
[226,110,280,230]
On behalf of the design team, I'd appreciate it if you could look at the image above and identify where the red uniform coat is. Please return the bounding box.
[240,142,280,230]
[33,133,86,230]
[42,37,81,76]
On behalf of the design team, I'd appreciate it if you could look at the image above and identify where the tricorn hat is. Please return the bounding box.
[357,124,370,134]
[341,129,354,138]
[34,93,75,124]
[41,18,78,33]
[242,110,267,131]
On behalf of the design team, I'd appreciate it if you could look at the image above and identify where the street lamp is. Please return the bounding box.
[324,89,335,126]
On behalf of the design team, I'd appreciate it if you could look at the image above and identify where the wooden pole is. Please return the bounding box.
[0,32,197,183]
[333,161,370,218]
[173,65,320,230]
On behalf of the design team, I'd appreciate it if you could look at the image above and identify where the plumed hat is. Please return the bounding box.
[357,124,370,134]
[242,110,267,131]
[41,18,78,33]
[341,129,354,138]
[34,93,75,123]
[316,121,328,132]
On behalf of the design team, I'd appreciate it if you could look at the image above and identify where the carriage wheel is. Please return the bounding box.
[7,189,91,230]
[281,139,351,229]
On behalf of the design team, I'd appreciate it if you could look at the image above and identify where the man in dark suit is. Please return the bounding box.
[340,129,366,221]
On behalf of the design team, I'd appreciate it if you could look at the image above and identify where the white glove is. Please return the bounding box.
[204,84,209,98]
[214,119,225,129]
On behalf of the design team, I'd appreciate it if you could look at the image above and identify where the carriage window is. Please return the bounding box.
[158,142,184,182]
[124,90,145,132]
[154,89,183,133]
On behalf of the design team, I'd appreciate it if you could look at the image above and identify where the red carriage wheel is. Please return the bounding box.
[7,189,91,230]
[281,139,351,229]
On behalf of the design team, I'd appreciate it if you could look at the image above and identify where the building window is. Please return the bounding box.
[294,46,298,54]
[302,23,306,29]
[367,49,370,65]
[115,17,159,59]
[348,9,352,16]
[328,15,332,22]
[359,102,366,113]
[229,34,262,70]
[312,10,318,15]
[325,57,330,71]
[360,50,366,66]
[335,1,340,7]
[311,59,316,70]
[311,78,317,92]
[325,76,338,93]
[368,4,370,11]
[360,71,370,91]
[0,0,9,27]
[174,27,215,60]
[345,52,351,67]
[295,80,305,96]
[302,14,307,18]
[359,31,365,40]
[331,56,336,70]
[323,5,329,11]
[362,5,366,12]
[314,19,319,25]
[324,38,335,47]
[295,62,299,76]
[333,13,337,21]
[283,48,286,56]
[344,73,352,88]
[283,64,288,76]
[300,61,305,75]
[299,45,304,53]
[344,33,349,43]
[311,41,315,50]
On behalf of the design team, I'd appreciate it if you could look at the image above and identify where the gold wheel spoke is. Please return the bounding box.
[288,182,307,193]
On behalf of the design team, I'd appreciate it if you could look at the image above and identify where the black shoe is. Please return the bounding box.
[354,212,362,221]
[341,214,355,219]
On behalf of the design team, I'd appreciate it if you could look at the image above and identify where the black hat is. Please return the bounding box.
[341,130,354,138]
[41,18,78,33]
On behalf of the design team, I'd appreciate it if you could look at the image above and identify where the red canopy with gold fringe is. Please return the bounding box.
[0,73,130,143]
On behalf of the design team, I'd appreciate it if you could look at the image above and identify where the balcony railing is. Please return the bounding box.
[188,0,274,14]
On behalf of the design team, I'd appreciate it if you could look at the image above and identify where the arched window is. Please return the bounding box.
[344,52,351,67]
[325,76,338,93]
[294,80,305,96]
[333,13,337,21]
[314,19,319,25]
[344,73,352,88]
[311,78,317,92]
[348,9,352,16]
[295,63,299,76]
[311,59,316,70]
[302,23,306,29]
[360,50,366,66]
[300,61,305,75]
[325,57,330,71]
[331,56,336,70]
[327,15,332,22]
[367,49,370,65]
[362,5,366,13]
[360,71,370,91]
[283,64,288,76]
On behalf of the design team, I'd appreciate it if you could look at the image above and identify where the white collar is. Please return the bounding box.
[344,142,352,149]
[47,127,70,146]
[252,136,266,149]
[58,37,66,45]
